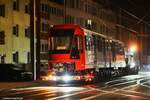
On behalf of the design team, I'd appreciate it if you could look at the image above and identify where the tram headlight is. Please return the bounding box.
[52,76,57,81]
[130,62,136,68]
[62,74,72,82]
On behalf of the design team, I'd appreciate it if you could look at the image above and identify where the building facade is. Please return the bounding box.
[1,0,150,73]
[0,0,31,70]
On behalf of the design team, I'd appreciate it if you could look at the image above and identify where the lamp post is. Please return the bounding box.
[30,0,40,80]
[30,0,36,80]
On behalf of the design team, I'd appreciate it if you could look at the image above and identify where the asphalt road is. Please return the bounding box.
[0,72,150,100]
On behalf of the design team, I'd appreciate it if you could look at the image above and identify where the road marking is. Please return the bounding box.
[105,75,143,85]
[83,86,150,100]
[102,76,150,89]
[0,88,48,97]
[47,88,95,100]
[121,89,150,97]
[136,77,150,89]
[105,75,149,86]
[80,93,107,100]
[141,83,150,89]
[103,80,137,89]
[24,91,57,98]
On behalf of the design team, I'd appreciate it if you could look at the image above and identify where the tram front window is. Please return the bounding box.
[49,29,74,54]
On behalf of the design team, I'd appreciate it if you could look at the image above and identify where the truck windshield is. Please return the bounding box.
[49,29,74,54]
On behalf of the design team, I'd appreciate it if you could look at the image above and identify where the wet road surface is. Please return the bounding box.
[1,72,150,100]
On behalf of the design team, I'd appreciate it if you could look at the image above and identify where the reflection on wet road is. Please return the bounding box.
[1,72,150,100]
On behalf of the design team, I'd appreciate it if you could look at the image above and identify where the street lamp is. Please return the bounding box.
[129,44,137,54]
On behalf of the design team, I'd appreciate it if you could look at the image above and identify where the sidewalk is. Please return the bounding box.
[0,80,54,90]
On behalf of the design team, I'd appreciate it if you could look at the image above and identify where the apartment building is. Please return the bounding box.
[1,0,149,73]
[0,0,30,70]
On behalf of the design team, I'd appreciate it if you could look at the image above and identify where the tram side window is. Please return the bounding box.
[111,42,116,53]
[105,40,109,52]
[103,39,106,53]
[85,36,93,51]
[97,37,103,52]
[85,36,88,50]
[73,35,82,51]
[119,45,124,55]
[115,43,124,55]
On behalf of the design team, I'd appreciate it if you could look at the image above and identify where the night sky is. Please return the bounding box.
[110,0,150,23]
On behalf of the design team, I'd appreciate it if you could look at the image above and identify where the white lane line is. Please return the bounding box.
[81,92,149,100]
[80,93,107,100]
[47,89,95,100]
[24,90,57,98]
[104,76,150,89]
[120,84,138,90]
[105,78,128,85]
[82,76,150,100]
[136,77,150,89]
[121,89,150,97]
[103,80,136,89]
[141,84,150,89]
[105,75,146,85]
[0,88,46,97]
[82,87,150,100]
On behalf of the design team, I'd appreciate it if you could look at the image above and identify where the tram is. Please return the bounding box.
[42,24,139,82]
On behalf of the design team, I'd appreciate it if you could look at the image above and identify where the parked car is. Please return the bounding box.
[0,64,33,81]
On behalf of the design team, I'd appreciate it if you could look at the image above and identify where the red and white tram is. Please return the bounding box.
[43,24,139,82]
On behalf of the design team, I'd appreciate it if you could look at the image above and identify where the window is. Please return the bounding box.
[85,36,94,51]
[78,36,83,50]
[25,26,30,38]
[13,24,19,36]
[0,5,5,17]
[49,6,63,17]
[41,43,48,53]
[25,4,29,14]
[66,0,81,9]
[97,37,103,52]
[41,4,49,13]
[84,4,97,16]
[1,56,5,64]
[27,52,31,63]
[13,52,18,63]
[64,15,74,23]
[0,55,5,64]
[0,31,5,44]
[41,22,49,33]
[76,17,84,26]
[13,0,19,11]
